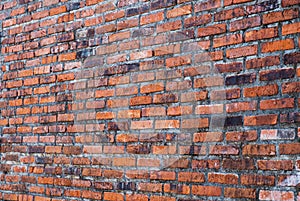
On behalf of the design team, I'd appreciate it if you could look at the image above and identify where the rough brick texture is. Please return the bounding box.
[0,0,299,200]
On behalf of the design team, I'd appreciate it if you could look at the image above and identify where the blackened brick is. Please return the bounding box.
[225,73,256,85]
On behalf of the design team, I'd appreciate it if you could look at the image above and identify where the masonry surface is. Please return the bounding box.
[0,0,300,200]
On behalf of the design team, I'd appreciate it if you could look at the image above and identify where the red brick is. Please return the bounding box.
[246,56,280,69]
[194,76,224,88]
[241,174,275,186]
[195,0,221,12]
[154,44,180,56]
[126,194,148,201]
[150,196,175,201]
[282,0,300,7]
[259,190,294,201]
[242,144,276,156]
[282,82,300,94]
[208,173,238,184]
[109,31,130,42]
[142,107,166,117]
[118,110,140,119]
[226,130,257,142]
[130,96,152,106]
[157,21,181,33]
[131,120,153,130]
[166,55,191,68]
[197,23,226,37]
[279,143,300,155]
[226,45,257,59]
[225,187,256,199]
[258,160,293,170]
[184,14,212,28]
[230,16,260,31]
[215,7,245,21]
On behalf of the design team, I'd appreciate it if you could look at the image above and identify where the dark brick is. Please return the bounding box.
[76,49,93,59]
[154,94,178,104]
[63,167,81,175]
[260,68,295,81]
[87,29,95,37]
[103,63,139,76]
[126,5,149,17]
[28,146,45,153]
[225,116,243,127]
[280,112,300,123]
[132,27,155,38]
[68,2,81,11]
[36,157,53,164]
[127,144,151,154]
[126,8,139,17]
[223,158,255,170]
[284,52,300,64]
[19,0,30,4]
[116,182,136,190]
[225,73,256,85]
[169,30,194,43]
[107,122,129,131]
[57,32,74,42]
[278,129,296,139]
[77,40,88,49]
[215,62,243,73]
[150,0,176,10]
[246,0,279,14]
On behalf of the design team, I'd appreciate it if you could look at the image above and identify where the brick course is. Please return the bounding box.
[0,0,299,200]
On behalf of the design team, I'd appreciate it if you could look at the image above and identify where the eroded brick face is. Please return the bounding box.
[0,0,300,200]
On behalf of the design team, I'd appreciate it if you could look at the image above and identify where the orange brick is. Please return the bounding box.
[263,8,298,24]
[50,5,67,16]
[260,98,294,110]
[213,33,242,48]
[167,5,192,18]
[141,12,164,25]
[192,185,222,196]
[58,52,76,61]
[208,173,238,184]
[244,84,278,97]
[244,114,278,126]
[282,22,300,35]
[261,39,294,53]
[245,27,278,42]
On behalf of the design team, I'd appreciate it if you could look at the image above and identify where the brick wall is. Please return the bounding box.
[0,0,300,200]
